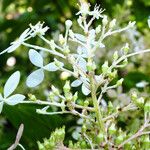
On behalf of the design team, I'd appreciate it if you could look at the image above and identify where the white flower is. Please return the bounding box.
[76,2,90,16]
[0,28,31,55]
[30,22,49,37]
[26,49,64,87]
[89,4,104,19]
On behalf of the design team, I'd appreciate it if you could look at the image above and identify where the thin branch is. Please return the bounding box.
[22,42,65,58]
[118,121,150,148]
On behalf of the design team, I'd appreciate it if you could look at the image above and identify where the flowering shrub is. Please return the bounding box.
[0,1,150,149]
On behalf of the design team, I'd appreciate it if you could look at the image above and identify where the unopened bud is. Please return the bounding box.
[49,92,55,101]
[109,19,116,29]
[131,92,138,102]
[50,40,56,50]
[113,51,119,61]
[87,60,96,71]
[108,101,114,112]
[96,133,104,143]
[73,92,78,102]
[84,100,89,107]
[51,85,59,95]
[59,34,65,45]
[65,20,72,29]
[123,43,129,54]
[136,97,145,107]
[116,78,124,86]
[54,59,63,67]
[102,15,108,26]
[63,81,71,93]
[108,123,116,135]
[116,135,124,145]
[95,25,101,34]
[121,58,128,67]
[28,93,36,101]
[144,100,150,112]
[102,61,109,74]
[108,70,117,80]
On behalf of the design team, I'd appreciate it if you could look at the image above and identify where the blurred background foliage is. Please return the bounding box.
[0,0,150,149]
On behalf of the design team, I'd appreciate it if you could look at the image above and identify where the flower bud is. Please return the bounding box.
[131,92,138,102]
[95,25,101,34]
[63,81,71,93]
[109,19,116,29]
[96,133,104,143]
[116,78,124,86]
[54,59,63,67]
[144,100,150,112]
[136,97,144,107]
[108,101,114,112]
[73,92,78,102]
[82,124,87,132]
[102,15,108,26]
[87,60,96,71]
[113,51,119,61]
[63,46,70,54]
[115,135,124,145]
[49,92,55,101]
[28,93,36,101]
[51,85,59,95]
[121,58,128,67]
[84,100,89,107]
[102,61,109,74]
[122,43,129,54]
[49,40,56,50]
[59,34,65,45]
[108,70,117,80]
[108,123,116,135]
[65,20,72,29]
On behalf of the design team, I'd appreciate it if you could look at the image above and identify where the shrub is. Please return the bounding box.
[0,1,150,149]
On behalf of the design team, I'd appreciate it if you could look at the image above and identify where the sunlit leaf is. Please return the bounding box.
[71,79,82,87]
[26,69,44,87]
[5,94,25,106]
[29,49,43,67]
[4,71,20,98]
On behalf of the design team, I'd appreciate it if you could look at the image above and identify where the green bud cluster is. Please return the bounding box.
[37,126,65,150]
[69,140,88,149]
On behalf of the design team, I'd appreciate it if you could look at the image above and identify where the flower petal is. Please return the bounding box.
[29,49,43,67]
[71,79,82,87]
[82,84,90,95]
[5,94,25,105]
[26,69,44,87]
[4,71,20,98]
[43,62,59,71]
